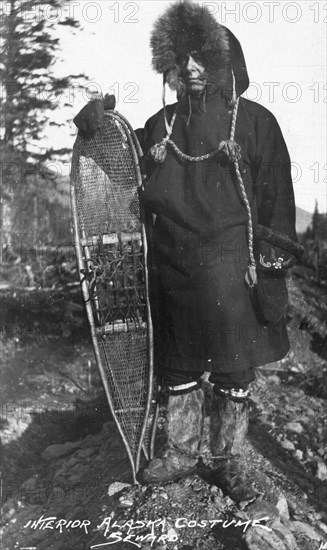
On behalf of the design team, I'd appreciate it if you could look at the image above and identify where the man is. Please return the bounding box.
[74,1,300,502]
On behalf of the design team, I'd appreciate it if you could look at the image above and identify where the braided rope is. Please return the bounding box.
[230,95,238,140]
[234,161,256,274]
[166,139,224,162]
[230,101,257,286]
[153,98,242,164]
[230,98,257,286]
[150,95,257,286]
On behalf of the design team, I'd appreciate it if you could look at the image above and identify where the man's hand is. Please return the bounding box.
[73,94,116,138]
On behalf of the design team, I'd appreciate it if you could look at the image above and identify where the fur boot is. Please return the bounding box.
[143,387,204,483]
[210,389,258,503]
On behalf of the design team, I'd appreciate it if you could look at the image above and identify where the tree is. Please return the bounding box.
[302,201,325,242]
[0,1,88,256]
[0,0,85,160]
[311,200,320,240]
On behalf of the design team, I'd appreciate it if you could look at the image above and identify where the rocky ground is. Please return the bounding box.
[0,266,327,550]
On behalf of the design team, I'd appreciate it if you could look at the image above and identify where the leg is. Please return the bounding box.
[209,369,258,503]
[143,369,204,483]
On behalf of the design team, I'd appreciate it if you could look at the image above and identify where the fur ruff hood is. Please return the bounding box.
[150,0,249,97]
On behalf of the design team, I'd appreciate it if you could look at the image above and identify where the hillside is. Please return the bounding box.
[296,206,313,235]
[1,263,327,550]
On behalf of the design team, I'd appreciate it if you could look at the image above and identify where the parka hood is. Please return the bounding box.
[150,0,249,98]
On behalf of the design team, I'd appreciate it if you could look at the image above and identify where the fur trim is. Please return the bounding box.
[151,0,230,91]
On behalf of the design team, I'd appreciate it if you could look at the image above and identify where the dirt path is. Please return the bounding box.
[1,270,327,549]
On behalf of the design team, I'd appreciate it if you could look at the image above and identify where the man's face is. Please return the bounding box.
[182,54,207,95]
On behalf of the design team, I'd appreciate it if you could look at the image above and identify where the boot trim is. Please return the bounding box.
[214,387,249,402]
[165,381,200,396]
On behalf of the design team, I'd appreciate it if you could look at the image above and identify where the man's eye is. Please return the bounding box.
[190,51,203,63]
[177,54,188,66]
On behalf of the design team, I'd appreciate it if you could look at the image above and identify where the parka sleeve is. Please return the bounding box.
[253,108,297,242]
[249,107,300,322]
[252,107,299,269]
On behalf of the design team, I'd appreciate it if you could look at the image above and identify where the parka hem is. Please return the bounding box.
[155,342,290,373]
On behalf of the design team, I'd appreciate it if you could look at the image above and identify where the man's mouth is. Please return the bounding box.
[187,77,205,82]
[187,78,206,86]
[187,80,206,93]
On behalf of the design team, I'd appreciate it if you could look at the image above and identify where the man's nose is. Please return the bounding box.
[186,55,197,72]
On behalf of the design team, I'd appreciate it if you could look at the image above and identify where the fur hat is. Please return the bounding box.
[151,0,249,96]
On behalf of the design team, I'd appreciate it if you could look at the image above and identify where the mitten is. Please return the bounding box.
[73,94,116,138]
[251,225,303,323]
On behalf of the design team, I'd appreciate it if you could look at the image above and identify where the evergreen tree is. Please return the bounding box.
[312,200,320,240]
[0,0,84,160]
[0,1,87,254]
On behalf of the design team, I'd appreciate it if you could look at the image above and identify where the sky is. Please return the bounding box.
[46,0,326,213]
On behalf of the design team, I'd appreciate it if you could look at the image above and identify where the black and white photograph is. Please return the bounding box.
[0,1,326,549]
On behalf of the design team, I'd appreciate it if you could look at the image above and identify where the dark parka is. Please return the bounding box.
[138,24,297,376]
